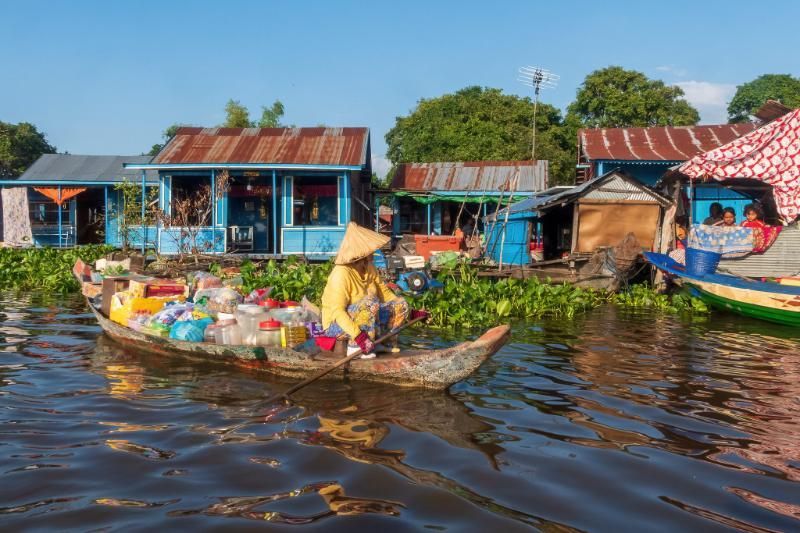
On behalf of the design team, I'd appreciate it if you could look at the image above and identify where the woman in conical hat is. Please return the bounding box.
[321,223,424,357]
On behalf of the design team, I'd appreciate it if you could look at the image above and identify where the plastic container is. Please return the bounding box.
[236,304,268,345]
[214,319,242,345]
[685,247,721,277]
[414,234,461,260]
[281,321,308,347]
[259,298,280,310]
[257,319,283,347]
[269,306,308,324]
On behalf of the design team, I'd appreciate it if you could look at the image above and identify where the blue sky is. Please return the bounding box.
[3,0,799,177]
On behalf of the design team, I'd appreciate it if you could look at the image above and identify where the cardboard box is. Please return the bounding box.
[101,277,132,316]
[109,296,174,325]
[129,279,188,299]
[82,282,103,299]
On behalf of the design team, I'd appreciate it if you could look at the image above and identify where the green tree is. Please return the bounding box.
[385,86,575,185]
[567,66,700,128]
[148,123,189,156]
[727,74,800,123]
[223,99,253,127]
[258,100,286,127]
[0,121,56,177]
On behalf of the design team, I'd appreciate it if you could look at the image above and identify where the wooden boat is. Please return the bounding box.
[645,251,800,326]
[85,299,510,389]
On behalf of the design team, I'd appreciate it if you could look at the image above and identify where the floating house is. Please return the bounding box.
[576,124,756,185]
[383,161,548,237]
[1,127,372,257]
[486,170,671,266]
[125,127,372,257]
[0,154,157,247]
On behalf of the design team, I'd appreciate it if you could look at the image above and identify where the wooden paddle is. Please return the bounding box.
[263,315,426,404]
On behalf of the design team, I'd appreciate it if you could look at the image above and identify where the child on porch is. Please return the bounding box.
[741,204,766,229]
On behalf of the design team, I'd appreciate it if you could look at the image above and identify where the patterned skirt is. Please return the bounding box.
[324,295,409,342]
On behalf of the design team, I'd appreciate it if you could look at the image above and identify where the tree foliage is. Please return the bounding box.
[223,99,252,128]
[727,74,800,123]
[0,121,56,177]
[223,98,286,128]
[258,101,286,127]
[385,86,576,185]
[567,66,700,128]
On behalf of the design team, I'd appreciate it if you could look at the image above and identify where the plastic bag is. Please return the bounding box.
[244,288,273,305]
[169,317,213,342]
[301,296,321,323]
[148,303,191,329]
[188,271,222,293]
[194,287,243,314]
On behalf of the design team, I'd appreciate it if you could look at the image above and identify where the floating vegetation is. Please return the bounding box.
[0,245,113,293]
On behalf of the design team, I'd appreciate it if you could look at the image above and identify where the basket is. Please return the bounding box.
[685,247,721,276]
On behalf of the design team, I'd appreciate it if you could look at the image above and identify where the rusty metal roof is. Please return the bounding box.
[579,124,757,162]
[153,127,370,167]
[390,161,548,192]
[755,100,793,123]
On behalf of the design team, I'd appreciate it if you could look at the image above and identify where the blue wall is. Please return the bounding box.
[485,217,531,266]
[594,161,676,186]
[689,184,754,225]
[281,227,345,258]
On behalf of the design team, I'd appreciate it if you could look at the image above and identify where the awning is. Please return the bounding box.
[678,109,800,221]
[33,187,87,206]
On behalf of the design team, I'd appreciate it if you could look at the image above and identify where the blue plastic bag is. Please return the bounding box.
[169,318,213,342]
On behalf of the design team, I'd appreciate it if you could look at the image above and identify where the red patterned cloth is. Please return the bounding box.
[752,225,782,253]
[679,109,800,221]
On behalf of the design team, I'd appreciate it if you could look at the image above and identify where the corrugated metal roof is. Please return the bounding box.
[390,161,548,192]
[18,154,157,183]
[754,100,793,123]
[579,124,757,162]
[493,170,669,220]
[153,127,370,167]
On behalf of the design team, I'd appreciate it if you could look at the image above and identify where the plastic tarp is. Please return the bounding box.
[33,187,86,206]
[392,190,526,205]
[678,108,800,221]
[575,201,660,253]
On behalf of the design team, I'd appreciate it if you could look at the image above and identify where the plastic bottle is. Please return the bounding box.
[281,320,308,348]
[214,319,242,345]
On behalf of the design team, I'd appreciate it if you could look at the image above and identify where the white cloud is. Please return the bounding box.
[371,154,392,180]
[674,81,737,124]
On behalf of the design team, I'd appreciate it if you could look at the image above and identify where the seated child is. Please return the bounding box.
[741,204,766,229]
[713,207,737,227]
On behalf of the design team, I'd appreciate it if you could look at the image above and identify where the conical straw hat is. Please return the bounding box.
[334,222,390,265]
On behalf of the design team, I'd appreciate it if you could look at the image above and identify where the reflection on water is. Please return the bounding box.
[1,293,800,530]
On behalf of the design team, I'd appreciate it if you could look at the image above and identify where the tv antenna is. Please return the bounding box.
[518,66,559,160]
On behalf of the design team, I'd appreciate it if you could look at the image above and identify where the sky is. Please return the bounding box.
[3,0,800,178]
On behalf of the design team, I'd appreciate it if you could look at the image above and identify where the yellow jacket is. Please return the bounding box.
[321,263,397,338]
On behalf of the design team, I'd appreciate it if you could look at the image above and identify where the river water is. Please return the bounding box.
[1,293,799,531]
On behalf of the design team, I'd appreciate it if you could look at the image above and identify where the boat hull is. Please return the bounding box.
[645,251,800,326]
[88,303,510,389]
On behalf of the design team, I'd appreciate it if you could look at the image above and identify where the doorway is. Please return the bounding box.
[76,188,105,244]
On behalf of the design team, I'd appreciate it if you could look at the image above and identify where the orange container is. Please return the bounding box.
[413,234,462,260]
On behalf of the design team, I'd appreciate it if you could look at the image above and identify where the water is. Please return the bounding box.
[1,294,800,531]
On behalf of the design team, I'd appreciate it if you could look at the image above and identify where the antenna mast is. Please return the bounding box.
[518,66,559,161]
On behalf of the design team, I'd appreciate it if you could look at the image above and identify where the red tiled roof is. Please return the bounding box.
[153,127,369,167]
[579,124,757,162]
[390,161,548,192]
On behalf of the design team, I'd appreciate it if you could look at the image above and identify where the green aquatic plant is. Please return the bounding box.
[0,245,114,293]
[611,284,708,314]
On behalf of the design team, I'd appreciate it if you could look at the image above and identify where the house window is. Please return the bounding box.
[29,190,71,226]
[172,175,212,226]
[293,176,338,226]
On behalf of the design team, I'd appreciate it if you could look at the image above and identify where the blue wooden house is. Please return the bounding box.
[576,124,756,187]
[0,154,157,247]
[576,124,761,224]
[125,127,372,257]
